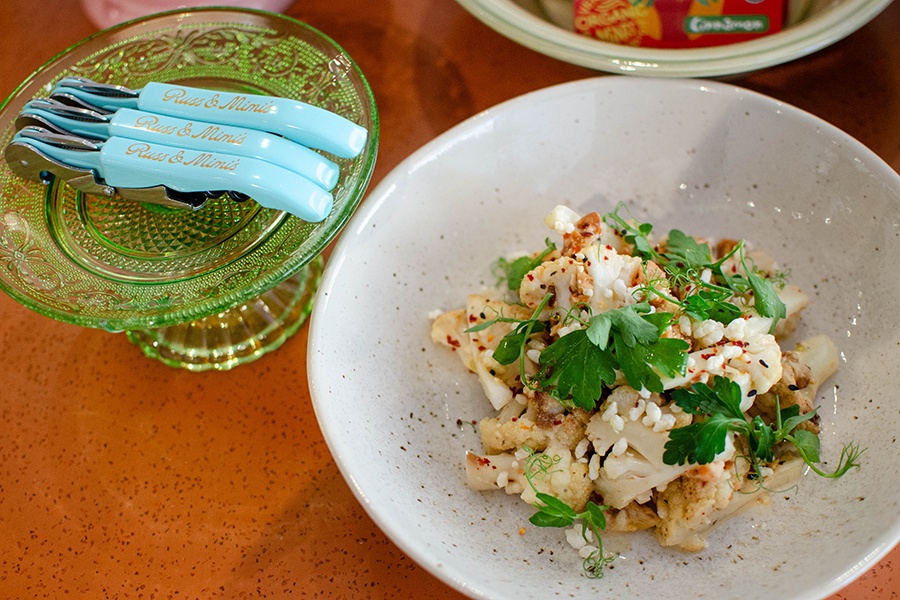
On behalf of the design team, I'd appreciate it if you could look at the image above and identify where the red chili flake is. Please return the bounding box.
[553,419,563,426]
[733,340,747,347]
[477,457,491,466]
[606,245,613,250]
[527,274,535,281]
[701,352,715,360]
[468,314,478,323]
[446,336,461,348]
[478,345,487,352]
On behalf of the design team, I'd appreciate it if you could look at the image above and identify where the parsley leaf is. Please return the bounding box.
[535,328,617,410]
[494,238,557,291]
[681,289,743,324]
[670,375,744,420]
[615,334,689,394]
[664,376,864,479]
[663,229,713,266]
[536,304,688,409]
[663,413,738,466]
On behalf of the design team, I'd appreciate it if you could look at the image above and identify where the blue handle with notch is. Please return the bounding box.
[14,132,334,222]
[52,80,368,159]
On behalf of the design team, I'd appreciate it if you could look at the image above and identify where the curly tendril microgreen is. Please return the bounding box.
[664,376,864,480]
[602,202,786,332]
[522,446,616,578]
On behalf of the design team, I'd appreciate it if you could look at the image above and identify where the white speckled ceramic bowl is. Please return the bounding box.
[308,77,900,599]
[454,0,893,77]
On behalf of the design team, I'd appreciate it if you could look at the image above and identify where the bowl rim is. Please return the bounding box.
[309,75,900,600]
[454,0,893,77]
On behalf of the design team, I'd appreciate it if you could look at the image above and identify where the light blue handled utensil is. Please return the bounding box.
[52,77,368,159]
[7,126,334,222]
[18,98,340,191]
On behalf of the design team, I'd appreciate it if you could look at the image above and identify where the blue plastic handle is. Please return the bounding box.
[22,104,341,190]
[15,133,334,222]
[52,81,368,159]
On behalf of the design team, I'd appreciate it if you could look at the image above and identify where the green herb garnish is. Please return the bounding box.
[523,448,615,578]
[534,304,689,410]
[603,203,786,331]
[663,376,864,479]
[494,238,557,291]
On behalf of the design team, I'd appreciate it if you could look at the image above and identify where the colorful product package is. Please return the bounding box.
[573,0,786,48]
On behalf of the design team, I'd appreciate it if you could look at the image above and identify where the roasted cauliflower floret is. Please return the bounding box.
[430,294,534,411]
[655,460,741,551]
[663,315,783,411]
[654,455,806,552]
[585,386,732,510]
[480,392,590,454]
[520,442,592,513]
[750,334,838,434]
[465,451,526,494]
[605,501,660,532]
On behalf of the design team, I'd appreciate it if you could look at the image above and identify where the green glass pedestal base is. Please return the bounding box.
[126,257,323,371]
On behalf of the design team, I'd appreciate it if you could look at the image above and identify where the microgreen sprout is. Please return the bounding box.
[493,238,557,291]
[522,447,616,578]
[663,376,864,479]
[603,202,786,332]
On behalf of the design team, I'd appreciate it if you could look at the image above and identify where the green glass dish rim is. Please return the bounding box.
[0,8,380,332]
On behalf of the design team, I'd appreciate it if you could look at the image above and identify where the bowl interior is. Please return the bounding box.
[455,0,893,76]
[0,8,377,331]
[309,77,900,600]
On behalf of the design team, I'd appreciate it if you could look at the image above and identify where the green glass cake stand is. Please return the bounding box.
[0,9,378,370]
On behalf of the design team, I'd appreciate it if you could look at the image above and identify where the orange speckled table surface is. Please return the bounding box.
[0,0,897,598]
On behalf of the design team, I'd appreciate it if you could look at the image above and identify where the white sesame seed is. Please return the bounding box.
[601,401,619,422]
[575,438,590,459]
[628,399,646,422]
[610,415,625,433]
[589,454,601,480]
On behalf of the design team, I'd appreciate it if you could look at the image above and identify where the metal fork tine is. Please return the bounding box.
[48,91,117,115]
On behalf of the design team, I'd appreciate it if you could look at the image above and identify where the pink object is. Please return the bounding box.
[79,0,295,29]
